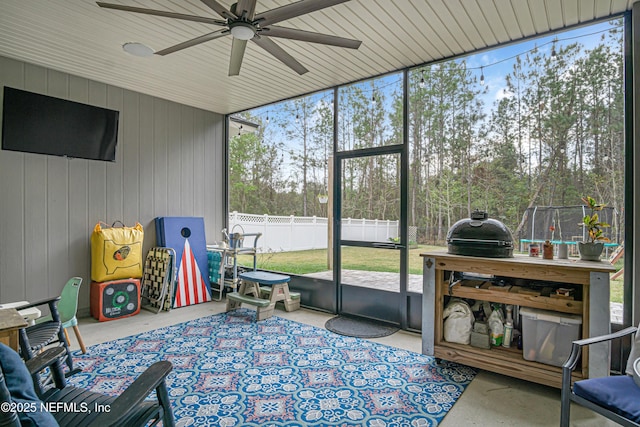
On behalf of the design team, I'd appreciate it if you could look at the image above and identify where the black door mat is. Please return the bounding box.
[325,315,399,338]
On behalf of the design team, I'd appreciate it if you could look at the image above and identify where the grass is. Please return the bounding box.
[237,244,442,275]
[611,279,623,303]
[610,257,625,304]
[238,246,626,303]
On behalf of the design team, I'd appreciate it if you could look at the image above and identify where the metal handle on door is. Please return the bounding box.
[372,242,404,249]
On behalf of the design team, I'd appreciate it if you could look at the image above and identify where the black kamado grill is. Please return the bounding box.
[446,210,514,258]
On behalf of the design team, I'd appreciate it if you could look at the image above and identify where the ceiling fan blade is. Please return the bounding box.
[96,2,226,26]
[233,0,257,20]
[229,39,248,76]
[252,36,308,75]
[201,0,236,20]
[263,26,361,49]
[155,29,229,56]
[255,0,351,27]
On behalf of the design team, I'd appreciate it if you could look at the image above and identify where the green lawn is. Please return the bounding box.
[237,244,443,275]
[610,258,625,303]
[611,279,623,303]
[238,246,626,303]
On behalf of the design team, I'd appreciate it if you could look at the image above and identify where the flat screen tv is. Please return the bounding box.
[1,86,119,161]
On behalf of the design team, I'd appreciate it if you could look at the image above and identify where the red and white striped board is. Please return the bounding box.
[173,239,211,308]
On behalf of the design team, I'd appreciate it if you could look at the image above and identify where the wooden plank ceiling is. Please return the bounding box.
[0,0,634,114]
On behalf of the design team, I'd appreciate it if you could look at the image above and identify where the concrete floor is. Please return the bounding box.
[69,302,616,427]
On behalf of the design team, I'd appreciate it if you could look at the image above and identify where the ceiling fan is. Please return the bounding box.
[97,0,362,76]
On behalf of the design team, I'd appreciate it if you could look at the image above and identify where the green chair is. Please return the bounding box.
[36,277,86,354]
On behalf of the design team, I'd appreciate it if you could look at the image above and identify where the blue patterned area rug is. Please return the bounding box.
[68,309,476,426]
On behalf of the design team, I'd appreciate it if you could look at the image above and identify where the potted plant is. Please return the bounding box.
[578,196,610,261]
[539,225,555,259]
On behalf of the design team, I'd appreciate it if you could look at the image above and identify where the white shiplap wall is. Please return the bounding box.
[0,55,225,313]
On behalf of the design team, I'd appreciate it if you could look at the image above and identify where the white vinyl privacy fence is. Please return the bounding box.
[228,212,399,252]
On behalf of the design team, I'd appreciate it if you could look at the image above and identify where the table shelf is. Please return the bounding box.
[434,340,583,388]
[441,282,583,315]
[421,252,615,388]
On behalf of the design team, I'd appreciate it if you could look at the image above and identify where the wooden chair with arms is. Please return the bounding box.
[15,296,79,389]
[0,343,174,427]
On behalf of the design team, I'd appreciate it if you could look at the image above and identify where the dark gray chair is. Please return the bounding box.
[16,297,77,376]
[0,343,174,427]
[561,325,640,426]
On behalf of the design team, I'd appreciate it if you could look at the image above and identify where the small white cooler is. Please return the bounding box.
[520,307,582,367]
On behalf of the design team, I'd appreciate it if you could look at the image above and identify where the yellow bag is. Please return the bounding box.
[91,221,144,282]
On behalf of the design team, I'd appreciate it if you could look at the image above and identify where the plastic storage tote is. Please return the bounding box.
[520,307,582,367]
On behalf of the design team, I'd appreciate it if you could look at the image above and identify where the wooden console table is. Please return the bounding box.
[0,308,28,351]
[421,252,615,388]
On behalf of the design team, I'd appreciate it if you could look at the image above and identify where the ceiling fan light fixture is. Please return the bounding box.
[230,22,255,40]
[122,42,154,57]
[99,0,363,76]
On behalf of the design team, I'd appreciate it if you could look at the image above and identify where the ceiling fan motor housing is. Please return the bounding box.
[229,21,256,40]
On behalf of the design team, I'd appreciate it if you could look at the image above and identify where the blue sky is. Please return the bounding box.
[237,18,623,178]
[246,18,621,115]
[465,19,622,108]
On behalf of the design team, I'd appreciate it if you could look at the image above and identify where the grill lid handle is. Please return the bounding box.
[448,238,513,247]
[470,209,488,220]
